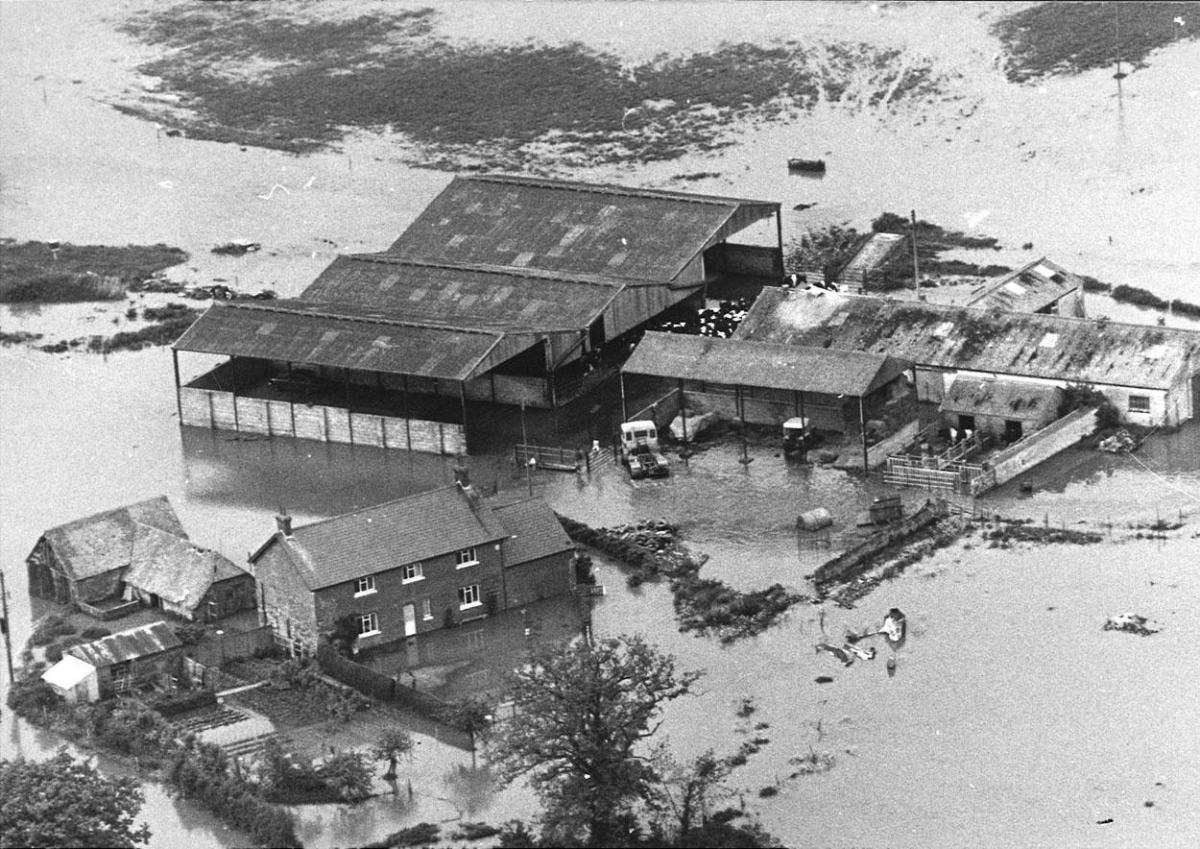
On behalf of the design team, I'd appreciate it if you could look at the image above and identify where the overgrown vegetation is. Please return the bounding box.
[117,5,945,167]
[993,2,1200,83]
[0,239,186,303]
[1058,382,1121,431]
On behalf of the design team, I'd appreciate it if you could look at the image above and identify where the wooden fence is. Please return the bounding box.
[515,443,586,472]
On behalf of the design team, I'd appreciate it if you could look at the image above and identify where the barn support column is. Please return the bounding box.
[798,390,807,463]
[287,362,296,437]
[402,374,412,450]
[775,207,784,276]
[230,357,240,432]
[737,385,749,465]
[459,383,470,454]
[171,349,182,421]
[859,395,869,472]
[619,371,628,423]
[344,368,354,445]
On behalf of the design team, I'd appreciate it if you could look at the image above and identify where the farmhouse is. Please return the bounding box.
[965,257,1085,317]
[65,620,185,700]
[735,287,1200,427]
[620,331,916,467]
[173,174,783,455]
[25,496,255,622]
[250,482,575,657]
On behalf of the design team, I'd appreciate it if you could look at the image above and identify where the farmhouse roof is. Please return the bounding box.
[940,377,1063,419]
[67,621,183,668]
[264,485,511,590]
[489,496,574,567]
[302,254,622,331]
[966,257,1082,313]
[123,524,248,613]
[623,331,910,397]
[387,174,779,284]
[734,287,1200,390]
[40,497,186,581]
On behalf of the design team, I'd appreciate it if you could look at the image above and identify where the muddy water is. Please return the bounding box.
[4,1,1200,846]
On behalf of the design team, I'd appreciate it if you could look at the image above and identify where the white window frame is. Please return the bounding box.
[421,598,433,621]
[456,547,479,568]
[354,575,376,597]
[1128,394,1151,414]
[402,562,424,584]
[357,612,380,637]
[458,584,482,610]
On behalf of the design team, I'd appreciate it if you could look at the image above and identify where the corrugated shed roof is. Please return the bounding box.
[301,255,622,331]
[735,287,1200,390]
[173,300,516,381]
[624,331,909,397]
[966,257,1082,313]
[490,497,573,566]
[123,524,247,613]
[68,621,183,667]
[387,174,777,283]
[841,232,907,275]
[42,497,186,581]
[270,485,510,590]
[941,377,1063,419]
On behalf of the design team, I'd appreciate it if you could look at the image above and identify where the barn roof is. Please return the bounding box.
[387,174,778,284]
[173,300,533,382]
[966,257,1082,313]
[68,621,183,667]
[735,287,1200,390]
[490,496,574,566]
[940,377,1063,419]
[123,524,248,613]
[301,254,622,331]
[840,232,907,276]
[623,331,910,397]
[262,485,510,590]
[40,497,186,581]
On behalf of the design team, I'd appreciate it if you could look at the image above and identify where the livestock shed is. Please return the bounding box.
[965,258,1085,317]
[621,331,915,468]
[735,287,1200,426]
[940,377,1063,444]
[66,621,184,699]
[835,232,910,293]
[172,175,783,455]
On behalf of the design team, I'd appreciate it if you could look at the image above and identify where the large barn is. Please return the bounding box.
[735,287,1200,427]
[173,175,783,455]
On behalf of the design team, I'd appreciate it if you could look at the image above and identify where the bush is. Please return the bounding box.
[151,688,217,717]
[80,625,112,640]
[30,614,76,646]
[45,644,65,663]
[363,823,441,848]
[6,678,61,716]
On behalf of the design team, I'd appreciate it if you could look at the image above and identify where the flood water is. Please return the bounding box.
[4,1,1200,847]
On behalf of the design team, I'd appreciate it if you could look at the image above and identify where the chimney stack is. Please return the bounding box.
[276,513,293,537]
[453,463,470,489]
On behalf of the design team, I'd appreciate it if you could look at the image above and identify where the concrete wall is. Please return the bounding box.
[180,387,467,455]
[989,407,1098,487]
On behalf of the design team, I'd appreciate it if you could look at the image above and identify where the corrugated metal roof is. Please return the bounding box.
[173,301,517,381]
[387,174,778,283]
[841,232,907,275]
[42,497,186,581]
[301,255,622,331]
[941,377,1063,419]
[68,621,183,667]
[124,524,247,613]
[966,257,1082,313]
[490,496,574,566]
[736,287,1200,390]
[268,485,511,590]
[623,331,908,397]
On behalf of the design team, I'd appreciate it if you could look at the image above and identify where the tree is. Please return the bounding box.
[489,634,701,847]
[440,696,493,769]
[0,749,151,848]
[371,729,414,780]
[655,749,733,843]
[320,751,373,803]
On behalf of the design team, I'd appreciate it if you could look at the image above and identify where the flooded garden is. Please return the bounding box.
[4,1,1200,847]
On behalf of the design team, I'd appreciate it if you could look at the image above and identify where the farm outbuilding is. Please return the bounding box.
[965,257,1085,317]
[939,377,1064,444]
[41,654,100,704]
[735,287,1200,427]
[173,174,784,455]
[66,621,185,699]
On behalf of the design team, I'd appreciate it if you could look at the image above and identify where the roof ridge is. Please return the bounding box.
[335,254,629,289]
[221,300,506,337]
[463,172,773,208]
[291,484,468,536]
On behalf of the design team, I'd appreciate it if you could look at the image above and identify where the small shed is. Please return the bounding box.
[41,655,100,704]
[67,621,184,699]
[940,377,1063,443]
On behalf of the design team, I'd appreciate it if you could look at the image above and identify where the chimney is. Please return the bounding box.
[276,513,293,537]
[453,463,470,489]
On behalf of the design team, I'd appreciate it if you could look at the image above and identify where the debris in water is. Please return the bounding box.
[1102,613,1160,636]
[1096,818,1114,825]
[886,657,897,677]
[1098,429,1136,453]
[815,676,834,684]
[844,644,876,662]
[815,642,853,666]
[211,240,262,256]
[880,607,907,647]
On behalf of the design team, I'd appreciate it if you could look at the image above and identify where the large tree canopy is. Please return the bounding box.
[489,634,701,847]
[0,750,151,848]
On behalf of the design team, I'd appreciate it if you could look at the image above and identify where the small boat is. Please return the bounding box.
[787,158,826,174]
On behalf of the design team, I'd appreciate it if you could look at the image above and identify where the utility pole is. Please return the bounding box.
[0,568,15,683]
[910,209,921,291]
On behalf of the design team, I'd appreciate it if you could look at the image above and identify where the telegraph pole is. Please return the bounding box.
[0,568,15,683]
[910,209,921,291]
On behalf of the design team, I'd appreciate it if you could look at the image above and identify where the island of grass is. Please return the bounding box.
[0,239,187,303]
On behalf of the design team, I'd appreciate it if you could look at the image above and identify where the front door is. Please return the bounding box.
[403,603,417,637]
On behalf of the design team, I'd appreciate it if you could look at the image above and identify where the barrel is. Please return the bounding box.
[797,507,833,531]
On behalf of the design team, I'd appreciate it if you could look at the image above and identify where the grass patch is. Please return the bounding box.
[0,239,187,303]
[117,5,946,167]
[85,305,201,353]
[993,2,1200,83]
